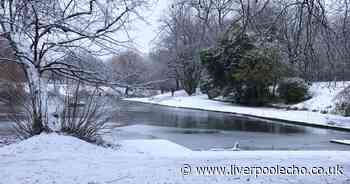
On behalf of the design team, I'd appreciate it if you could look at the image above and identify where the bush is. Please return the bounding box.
[59,82,112,143]
[277,77,309,104]
[12,81,113,142]
[200,77,221,99]
[12,93,51,140]
[334,102,350,117]
[233,85,271,106]
[0,82,42,140]
[334,86,350,117]
[230,49,280,106]
[200,27,286,106]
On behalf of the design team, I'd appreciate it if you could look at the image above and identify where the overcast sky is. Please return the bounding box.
[129,0,170,54]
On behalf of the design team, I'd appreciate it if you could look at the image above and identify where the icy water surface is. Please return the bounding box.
[0,100,350,150]
[115,101,350,151]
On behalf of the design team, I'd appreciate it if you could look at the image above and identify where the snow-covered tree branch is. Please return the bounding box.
[0,0,146,135]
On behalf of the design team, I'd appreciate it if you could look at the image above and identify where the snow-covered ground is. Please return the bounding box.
[0,133,349,184]
[292,82,350,112]
[125,82,350,131]
[331,139,350,145]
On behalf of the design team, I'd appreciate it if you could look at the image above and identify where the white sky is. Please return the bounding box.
[129,0,170,54]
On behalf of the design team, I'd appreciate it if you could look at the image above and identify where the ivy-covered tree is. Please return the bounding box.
[201,29,255,92]
[201,25,285,106]
[232,49,279,105]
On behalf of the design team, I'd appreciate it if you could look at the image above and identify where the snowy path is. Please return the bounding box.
[0,134,349,184]
[125,90,350,131]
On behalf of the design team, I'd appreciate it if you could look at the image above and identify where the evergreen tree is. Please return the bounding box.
[201,25,285,106]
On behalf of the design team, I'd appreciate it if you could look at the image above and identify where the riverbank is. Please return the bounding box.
[125,85,350,131]
[1,133,349,184]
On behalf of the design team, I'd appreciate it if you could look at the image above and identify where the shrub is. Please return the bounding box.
[1,83,44,140]
[320,110,328,114]
[230,49,278,106]
[200,77,221,99]
[59,82,112,143]
[334,86,350,117]
[13,81,113,141]
[277,77,309,104]
[200,27,286,106]
[334,102,350,116]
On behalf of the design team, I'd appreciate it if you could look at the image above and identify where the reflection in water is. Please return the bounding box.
[116,101,350,150]
[118,101,306,134]
[174,115,305,134]
[171,129,220,134]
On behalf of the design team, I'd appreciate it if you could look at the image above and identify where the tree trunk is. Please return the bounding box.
[125,87,129,96]
[24,63,48,134]
[176,79,180,90]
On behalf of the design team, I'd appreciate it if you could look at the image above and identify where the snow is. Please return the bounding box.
[292,82,350,112]
[330,140,350,145]
[0,133,349,183]
[122,139,192,156]
[125,87,350,130]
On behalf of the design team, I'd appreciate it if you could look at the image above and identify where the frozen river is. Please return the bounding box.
[1,100,350,150]
[115,101,350,151]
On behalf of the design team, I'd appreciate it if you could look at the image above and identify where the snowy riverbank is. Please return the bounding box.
[0,133,349,184]
[125,82,350,131]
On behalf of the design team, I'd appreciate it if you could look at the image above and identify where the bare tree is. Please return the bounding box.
[0,0,146,135]
[158,0,213,95]
[148,48,178,93]
[108,50,148,96]
[225,0,338,81]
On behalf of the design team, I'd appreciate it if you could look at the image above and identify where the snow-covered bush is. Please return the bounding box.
[277,77,310,104]
[127,88,159,98]
[13,97,52,139]
[200,78,221,99]
[59,82,112,143]
[334,86,350,117]
[200,29,286,106]
[1,83,46,139]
